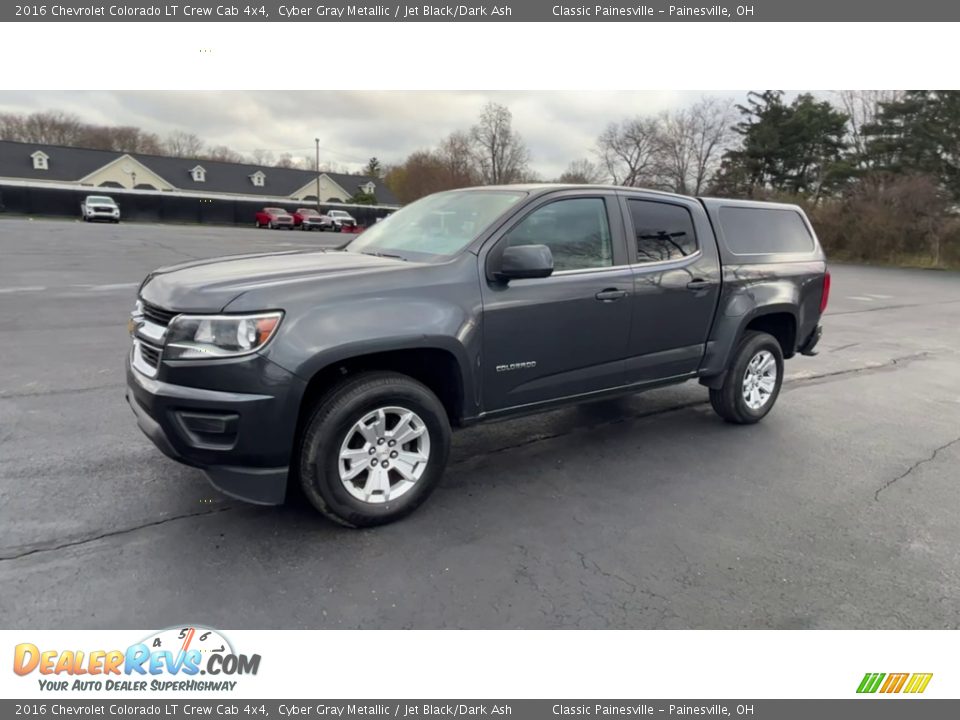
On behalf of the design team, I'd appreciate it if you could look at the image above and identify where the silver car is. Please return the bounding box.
[81,195,121,223]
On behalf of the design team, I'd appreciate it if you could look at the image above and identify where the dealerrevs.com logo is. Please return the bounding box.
[13,626,261,693]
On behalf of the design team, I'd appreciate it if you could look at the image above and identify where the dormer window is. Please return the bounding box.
[250,171,266,187]
[31,151,49,171]
[190,165,206,183]
[361,181,376,194]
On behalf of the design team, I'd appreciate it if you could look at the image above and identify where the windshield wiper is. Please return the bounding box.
[360,251,407,261]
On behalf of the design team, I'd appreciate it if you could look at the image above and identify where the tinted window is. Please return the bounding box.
[628,200,698,263]
[719,206,814,254]
[504,198,613,272]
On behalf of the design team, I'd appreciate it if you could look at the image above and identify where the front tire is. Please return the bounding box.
[298,372,451,527]
[709,331,784,424]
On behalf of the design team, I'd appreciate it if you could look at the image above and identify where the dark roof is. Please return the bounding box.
[0,140,397,205]
[0,141,120,183]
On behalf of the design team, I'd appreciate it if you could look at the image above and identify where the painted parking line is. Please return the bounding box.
[0,283,139,296]
[0,286,46,294]
[84,282,139,291]
[847,295,876,301]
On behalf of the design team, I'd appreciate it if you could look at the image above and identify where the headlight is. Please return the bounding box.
[164,312,283,360]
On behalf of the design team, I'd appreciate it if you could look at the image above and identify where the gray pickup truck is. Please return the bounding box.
[126,185,829,526]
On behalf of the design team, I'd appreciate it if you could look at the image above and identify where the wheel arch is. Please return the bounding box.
[699,303,799,389]
[292,340,474,438]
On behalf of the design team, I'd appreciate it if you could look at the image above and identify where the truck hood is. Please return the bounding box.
[139,249,408,311]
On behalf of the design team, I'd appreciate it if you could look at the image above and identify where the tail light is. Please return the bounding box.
[819,270,831,313]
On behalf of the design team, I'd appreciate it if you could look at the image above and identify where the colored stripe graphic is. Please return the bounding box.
[903,673,933,694]
[880,673,909,693]
[857,672,932,694]
[857,673,885,693]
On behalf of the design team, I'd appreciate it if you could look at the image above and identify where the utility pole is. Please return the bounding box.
[315,138,320,209]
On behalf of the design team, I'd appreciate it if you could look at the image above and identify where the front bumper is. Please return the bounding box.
[125,357,300,505]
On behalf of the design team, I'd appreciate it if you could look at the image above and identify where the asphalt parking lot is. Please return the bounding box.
[1,216,959,629]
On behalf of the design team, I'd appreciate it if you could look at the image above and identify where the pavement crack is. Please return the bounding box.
[0,506,236,561]
[874,435,960,502]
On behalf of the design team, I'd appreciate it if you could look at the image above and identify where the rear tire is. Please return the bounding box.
[298,372,451,527]
[709,331,784,424]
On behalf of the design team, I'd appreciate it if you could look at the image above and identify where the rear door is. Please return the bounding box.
[479,191,634,412]
[619,194,721,382]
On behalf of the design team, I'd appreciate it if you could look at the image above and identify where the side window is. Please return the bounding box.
[504,198,613,273]
[628,199,698,263]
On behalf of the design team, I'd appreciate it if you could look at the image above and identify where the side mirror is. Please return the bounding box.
[495,244,554,281]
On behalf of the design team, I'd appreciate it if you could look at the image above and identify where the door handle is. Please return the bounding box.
[595,288,628,302]
[686,279,714,291]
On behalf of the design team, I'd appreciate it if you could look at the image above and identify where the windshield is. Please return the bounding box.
[87,196,115,204]
[298,209,318,216]
[347,190,526,260]
[329,210,350,217]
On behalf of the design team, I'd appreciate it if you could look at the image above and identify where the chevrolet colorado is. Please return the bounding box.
[126,185,829,527]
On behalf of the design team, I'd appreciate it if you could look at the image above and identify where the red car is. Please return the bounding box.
[254,207,295,230]
[292,208,335,231]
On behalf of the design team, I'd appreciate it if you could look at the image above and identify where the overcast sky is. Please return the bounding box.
[0,91,752,177]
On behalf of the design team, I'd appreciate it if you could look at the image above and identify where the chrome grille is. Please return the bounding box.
[139,341,162,369]
[141,301,177,327]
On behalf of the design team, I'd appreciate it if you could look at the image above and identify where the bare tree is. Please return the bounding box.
[89,126,162,154]
[835,90,905,165]
[558,158,606,184]
[470,102,530,184]
[595,117,662,187]
[688,97,737,195]
[250,148,275,166]
[0,110,85,145]
[205,145,246,163]
[318,160,351,174]
[163,131,205,158]
[438,130,480,187]
[657,97,737,194]
[276,152,296,168]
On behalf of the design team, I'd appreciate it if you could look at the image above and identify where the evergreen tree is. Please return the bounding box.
[716,91,850,199]
[863,91,960,199]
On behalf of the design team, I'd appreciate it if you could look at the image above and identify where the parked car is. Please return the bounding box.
[81,195,121,223]
[254,207,294,230]
[293,208,334,231]
[127,185,828,527]
[327,209,357,231]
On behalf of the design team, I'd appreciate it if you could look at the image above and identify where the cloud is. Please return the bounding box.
[0,90,741,177]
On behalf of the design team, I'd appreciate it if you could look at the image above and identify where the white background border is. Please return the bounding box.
[1,630,950,699]
[1,22,957,90]
[1,18,955,703]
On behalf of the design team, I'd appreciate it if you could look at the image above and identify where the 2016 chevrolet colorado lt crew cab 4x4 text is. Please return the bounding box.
[126,185,829,526]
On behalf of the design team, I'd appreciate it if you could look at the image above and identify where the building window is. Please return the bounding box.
[250,171,266,187]
[31,151,49,170]
[191,166,206,183]
[362,182,375,194]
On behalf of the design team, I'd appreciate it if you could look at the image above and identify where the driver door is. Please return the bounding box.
[479,192,633,413]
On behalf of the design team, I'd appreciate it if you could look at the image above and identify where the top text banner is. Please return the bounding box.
[4,0,959,22]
